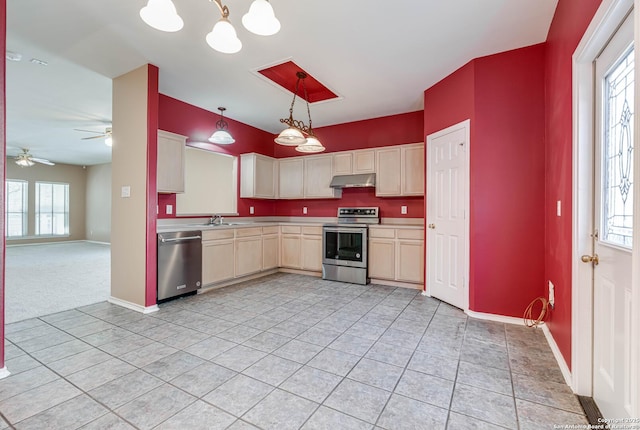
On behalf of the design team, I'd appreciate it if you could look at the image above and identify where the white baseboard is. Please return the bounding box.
[108,296,159,314]
[84,240,110,246]
[465,309,526,326]
[465,309,573,389]
[541,324,573,388]
[0,367,10,379]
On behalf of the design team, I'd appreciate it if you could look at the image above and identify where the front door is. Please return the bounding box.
[426,120,469,309]
[591,11,634,419]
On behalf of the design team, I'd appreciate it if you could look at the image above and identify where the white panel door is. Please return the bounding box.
[592,13,634,419]
[426,121,469,309]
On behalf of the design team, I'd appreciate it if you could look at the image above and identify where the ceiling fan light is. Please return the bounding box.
[15,157,34,167]
[209,130,235,144]
[139,0,184,32]
[295,135,326,153]
[242,0,281,36]
[206,18,242,54]
[105,136,113,147]
[275,127,306,146]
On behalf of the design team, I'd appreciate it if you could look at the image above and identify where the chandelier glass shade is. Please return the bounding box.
[15,157,34,167]
[275,71,326,153]
[208,107,235,144]
[140,0,279,54]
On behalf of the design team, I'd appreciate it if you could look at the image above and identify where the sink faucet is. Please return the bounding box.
[210,214,223,225]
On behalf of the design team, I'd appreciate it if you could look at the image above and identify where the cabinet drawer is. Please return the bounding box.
[397,229,424,240]
[202,229,234,241]
[281,225,302,234]
[262,226,279,235]
[301,226,322,236]
[235,227,262,238]
[369,228,396,239]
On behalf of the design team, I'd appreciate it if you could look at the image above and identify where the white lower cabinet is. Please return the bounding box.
[368,227,424,285]
[235,236,262,277]
[202,230,235,285]
[301,226,323,271]
[280,233,302,269]
[262,233,279,270]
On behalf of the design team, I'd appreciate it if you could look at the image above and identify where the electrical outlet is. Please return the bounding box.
[250,206,254,215]
[303,207,308,214]
[166,205,173,215]
[548,280,555,309]
[401,205,408,215]
[556,200,562,217]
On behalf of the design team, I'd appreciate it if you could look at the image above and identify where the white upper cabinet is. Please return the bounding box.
[157,130,186,193]
[240,153,277,199]
[375,143,424,197]
[278,158,304,199]
[304,154,339,198]
[331,149,375,175]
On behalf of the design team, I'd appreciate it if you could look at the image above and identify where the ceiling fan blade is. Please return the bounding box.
[31,158,55,166]
[81,135,106,140]
[74,128,105,134]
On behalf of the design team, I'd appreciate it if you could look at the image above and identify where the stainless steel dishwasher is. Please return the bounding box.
[157,230,202,302]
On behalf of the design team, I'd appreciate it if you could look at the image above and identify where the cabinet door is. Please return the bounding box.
[240,153,276,199]
[279,158,304,199]
[368,239,396,280]
[280,234,301,268]
[235,236,262,277]
[301,235,322,271]
[375,147,401,196]
[333,152,353,175]
[396,240,424,283]
[202,240,235,285]
[402,144,425,195]
[353,149,375,174]
[262,234,279,270]
[304,155,336,198]
[157,130,186,193]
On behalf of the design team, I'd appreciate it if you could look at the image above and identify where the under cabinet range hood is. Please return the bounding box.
[329,173,376,189]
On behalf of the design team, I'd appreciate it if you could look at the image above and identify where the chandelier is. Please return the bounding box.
[139,0,280,54]
[275,72,326,153]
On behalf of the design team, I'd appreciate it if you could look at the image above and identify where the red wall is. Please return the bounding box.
[157,96,424,219]
[274,111,425,218]
[544,0,602,367]
[0,0,6,370]
[424,45,546,318]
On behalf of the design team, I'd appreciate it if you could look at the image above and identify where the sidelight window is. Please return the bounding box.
[5,180,28,237]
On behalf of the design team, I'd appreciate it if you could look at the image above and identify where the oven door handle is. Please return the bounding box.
[323,227,367,234]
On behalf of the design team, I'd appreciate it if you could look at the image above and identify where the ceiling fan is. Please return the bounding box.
[75,127,113,146]
[15,148,55,167]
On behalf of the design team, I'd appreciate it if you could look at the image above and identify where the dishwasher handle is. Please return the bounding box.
[159,235,202,244]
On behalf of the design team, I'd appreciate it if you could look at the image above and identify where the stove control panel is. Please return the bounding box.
[337,207,379,218]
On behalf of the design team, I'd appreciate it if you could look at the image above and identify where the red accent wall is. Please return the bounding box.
[145,65,159,307]
[157,96,424,219]
[544,0,602,367]
[424,44,546,318]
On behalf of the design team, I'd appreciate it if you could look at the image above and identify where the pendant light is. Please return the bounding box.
[139,0,184,32]
[208,107,235,144]
[140,0,280,54]
[275,72,326,153]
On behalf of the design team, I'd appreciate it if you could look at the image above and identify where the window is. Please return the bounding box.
[5,180,28,237]
[35,182,69,236]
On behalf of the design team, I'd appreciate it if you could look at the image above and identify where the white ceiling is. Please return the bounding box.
[6,0,558,166]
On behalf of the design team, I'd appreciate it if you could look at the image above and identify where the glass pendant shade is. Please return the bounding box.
[242,0,281,36]
[295,135,325,153]
[139,0,184,32]
[208,130,235,144]
[206,18,242,54]
[15,158,34,167]
[275,127,306,146]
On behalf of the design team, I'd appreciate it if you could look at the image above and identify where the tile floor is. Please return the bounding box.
[0,273,587,429]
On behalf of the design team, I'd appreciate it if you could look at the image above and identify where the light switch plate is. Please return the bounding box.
[401,206,408,215]
[121,186,131,198]
[556,200,561,217]
[166,205,173,215]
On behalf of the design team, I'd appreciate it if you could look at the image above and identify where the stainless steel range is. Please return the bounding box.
[322,207,380,285]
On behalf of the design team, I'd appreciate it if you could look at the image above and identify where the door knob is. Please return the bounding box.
[428,224,435,229]
[581,254,599,265]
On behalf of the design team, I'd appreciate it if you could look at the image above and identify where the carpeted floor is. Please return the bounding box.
[5,241,110,323]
